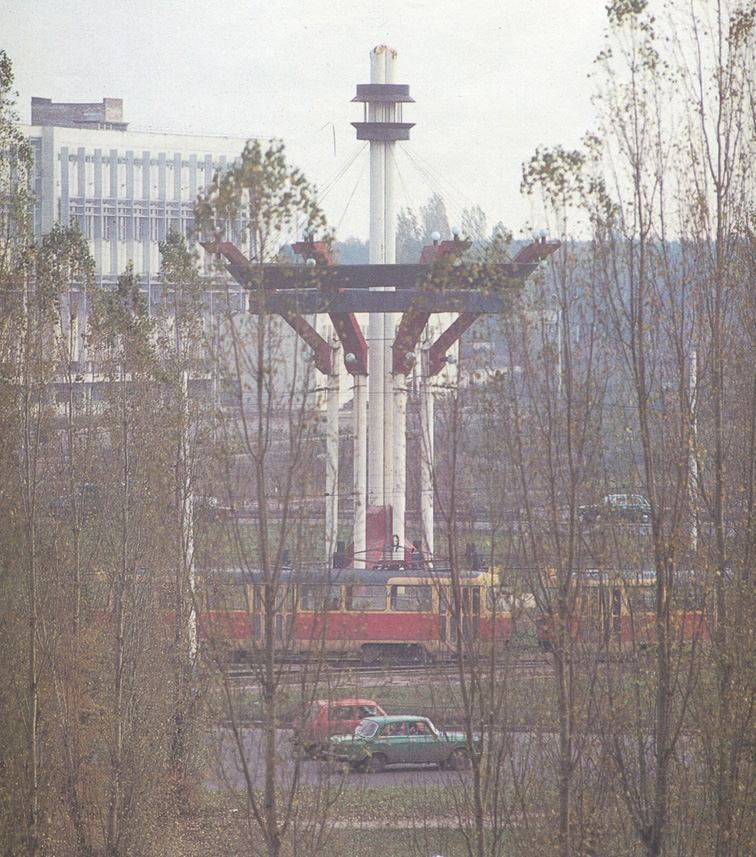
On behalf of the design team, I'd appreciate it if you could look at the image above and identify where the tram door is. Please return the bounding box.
[252,585,293,642]
[439,585,481,645]
[275,586,294,641]
[439,588,452,644]
[594,585,622,648]
[462,587,481,641]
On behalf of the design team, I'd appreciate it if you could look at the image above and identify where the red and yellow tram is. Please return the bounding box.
[200,565,527,663]
[535,568,710,652]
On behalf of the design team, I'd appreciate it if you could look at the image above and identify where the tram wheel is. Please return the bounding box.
[361,644,381,664]
[410,644,431,663]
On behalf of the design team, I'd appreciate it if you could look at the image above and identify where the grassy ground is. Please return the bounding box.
[220,654,555,729]
[175,786,509,857]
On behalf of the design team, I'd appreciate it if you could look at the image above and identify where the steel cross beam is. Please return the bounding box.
[202,241,335,375]
[423,238,562,374]
[201,237,560,375]
[202,240,369,376]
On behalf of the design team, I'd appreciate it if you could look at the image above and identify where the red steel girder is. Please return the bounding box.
[281,312,333,375]
[202,240,334,375]
[391,236,471,374]
[201,240,250,267]
[291,238,367,375]
[428,312,481,376]
[392,306,431,375]
[419,236,471,265]
[291,239,333,266]
[512,239,561,265]
[420,238,561,375]
[329,313,368,375]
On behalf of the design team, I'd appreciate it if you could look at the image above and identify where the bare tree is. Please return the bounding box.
[0,49,44,857]
[88,264,190,856]
[156,231,209,806]
[583,2,755,854]
[195,139,341,857]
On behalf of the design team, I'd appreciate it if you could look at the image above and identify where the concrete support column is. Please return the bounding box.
[353,374,367,567]
[325,342,341,566]
[420,348,435,560]
[392,373,407,556]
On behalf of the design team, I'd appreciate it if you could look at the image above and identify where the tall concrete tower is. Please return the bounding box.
[351,46,415,564]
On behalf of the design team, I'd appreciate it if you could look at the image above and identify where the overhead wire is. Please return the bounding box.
[397,145,491,250]
[390,146,419,227]
[317,143,368,204]
[334,153,370,236]
[281,142,369,249]
[275,135,495,253]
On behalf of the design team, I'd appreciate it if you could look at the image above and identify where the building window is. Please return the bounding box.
[220,378,242,409]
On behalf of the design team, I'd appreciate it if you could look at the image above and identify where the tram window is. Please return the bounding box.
[346,585,386,611]
[276,587,294,612]
[254,586,288,612]
[486,587,514,612]
[672,585,705,611]
[300,585,341,611]
[390,585,432,612]
[220,585,251,611]
[628,589,656,613]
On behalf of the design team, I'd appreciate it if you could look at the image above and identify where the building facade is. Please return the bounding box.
[22,97,253,371]
[24,98,249,300]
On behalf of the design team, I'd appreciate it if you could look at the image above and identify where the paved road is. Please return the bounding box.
[207,727,476,789]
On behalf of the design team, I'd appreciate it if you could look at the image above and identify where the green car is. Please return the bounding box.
[329,715,479,773]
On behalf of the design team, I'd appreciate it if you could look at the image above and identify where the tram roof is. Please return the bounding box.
[210,565,490,585]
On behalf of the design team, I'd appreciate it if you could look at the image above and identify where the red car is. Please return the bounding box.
[293,698,387,758]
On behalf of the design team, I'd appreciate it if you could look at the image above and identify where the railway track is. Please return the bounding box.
[224,651,550,680]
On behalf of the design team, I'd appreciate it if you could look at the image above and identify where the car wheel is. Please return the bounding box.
[366,753,387,773]
[447,748,471,771]
[327,759,349,775]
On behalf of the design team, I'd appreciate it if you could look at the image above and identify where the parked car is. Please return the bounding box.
[579,493,651,525]
[293,698,387,758]
[329,715,480,773]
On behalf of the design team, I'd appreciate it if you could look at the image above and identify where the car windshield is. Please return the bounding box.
[355,719,379,738]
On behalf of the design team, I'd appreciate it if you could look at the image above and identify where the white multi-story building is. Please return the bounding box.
[22,97,254,378]
[24,98,249,302]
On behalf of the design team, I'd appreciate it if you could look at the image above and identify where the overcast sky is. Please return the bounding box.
[3,0,607,243]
